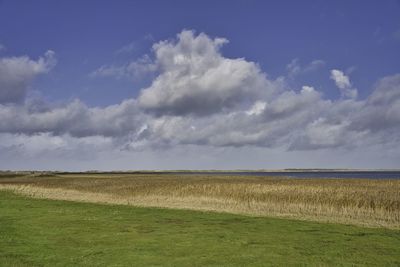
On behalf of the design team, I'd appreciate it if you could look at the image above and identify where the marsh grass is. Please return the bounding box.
[1,173,399,228]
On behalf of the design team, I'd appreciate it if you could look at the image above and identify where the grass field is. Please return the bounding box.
[0,172,399,228]
[1,190,400,266]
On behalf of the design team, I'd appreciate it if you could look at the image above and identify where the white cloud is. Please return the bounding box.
[0,98,145,138]
[0,132,114,161]
[286,58,301,76]
[136,85,327,149]
[301,85,315,93]
[293,118,369,149]
[351,74,400,132]
[138,30,276,116]
[1,30,400,170]
[246,101,266,115]
[0,44,5,52]
[0,50,56,103]
[287,58,325,77]
[330,69,350,88]
[90,54,156,80]
[90,65,125,79]
[330,69,358,99]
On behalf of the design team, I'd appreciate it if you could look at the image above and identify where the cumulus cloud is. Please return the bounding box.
[0,50,56,103]
[0,98,144,138]
[1,30,400,164]
[138,30,276,116]
[292,73,400,150]
[135,85,327,149]
[0,44,5,52]
[351,74,400,133]
[0,132,115,161]
[330,69,358,99]
[291,118,369,150]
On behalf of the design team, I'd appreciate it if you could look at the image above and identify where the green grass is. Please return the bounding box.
[1,191,400,266]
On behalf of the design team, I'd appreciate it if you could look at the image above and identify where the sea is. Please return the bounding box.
[162,171,400,179]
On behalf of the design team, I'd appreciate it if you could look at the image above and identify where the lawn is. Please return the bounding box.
[1,191,400,266]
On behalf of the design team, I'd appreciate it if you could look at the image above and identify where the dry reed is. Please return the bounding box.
[1,173,399,228]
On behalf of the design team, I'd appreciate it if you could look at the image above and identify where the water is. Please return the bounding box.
[163,171,400,179]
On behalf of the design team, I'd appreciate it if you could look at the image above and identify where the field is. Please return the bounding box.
[0,172,399,228]
[1,172,400,266]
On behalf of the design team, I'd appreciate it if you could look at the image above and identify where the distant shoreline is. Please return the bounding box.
[1,169,400,174]
[1,169,400,180]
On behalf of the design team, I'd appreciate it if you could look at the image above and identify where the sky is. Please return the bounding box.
[0,0,400,170]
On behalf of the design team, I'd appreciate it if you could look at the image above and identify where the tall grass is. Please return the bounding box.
[1,173,399,228]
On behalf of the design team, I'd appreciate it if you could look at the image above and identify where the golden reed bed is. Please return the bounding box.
[1,173,399,228]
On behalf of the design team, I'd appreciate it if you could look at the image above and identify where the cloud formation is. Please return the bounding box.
[330,69,358,99]
[138,30,276,116]
[1,30,400,165]
[0,99,143,138]
[0,50,56,103]
[287,58,325,77]
[90,55,156,80]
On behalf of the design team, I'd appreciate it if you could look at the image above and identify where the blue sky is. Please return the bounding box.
[0,0,400,170]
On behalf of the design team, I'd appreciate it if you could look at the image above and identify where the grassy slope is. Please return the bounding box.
[1,191,400,267]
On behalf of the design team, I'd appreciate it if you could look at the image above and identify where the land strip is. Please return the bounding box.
[1,173,399,228]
